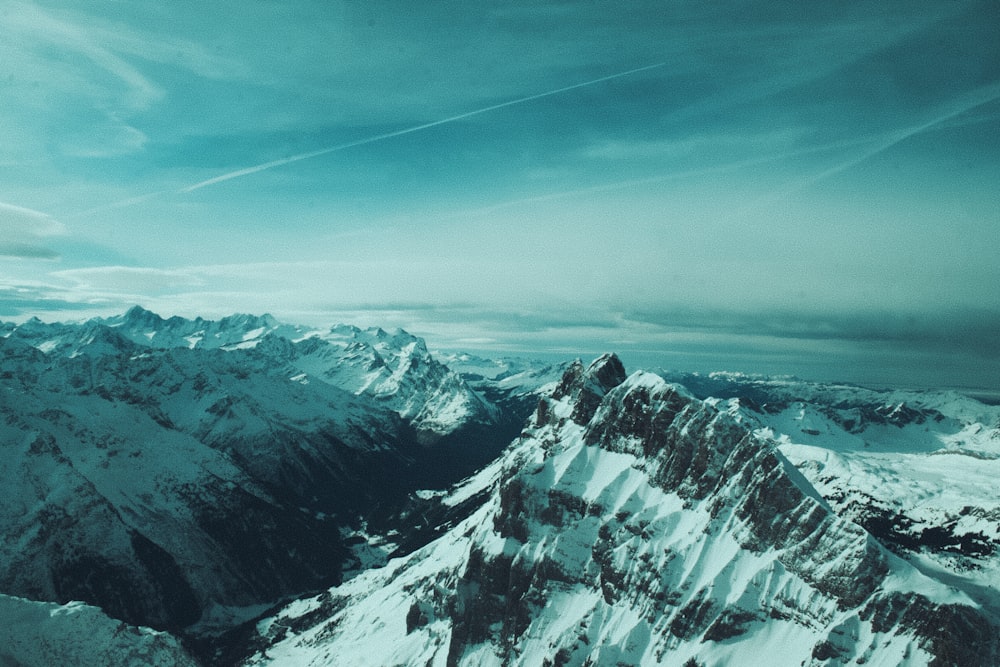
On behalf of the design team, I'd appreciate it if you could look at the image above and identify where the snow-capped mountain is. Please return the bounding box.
[10,307,492,430]
[240,356,999,666]
[0,309,515,641]
[4,310,998,666]
[30,306,498,443]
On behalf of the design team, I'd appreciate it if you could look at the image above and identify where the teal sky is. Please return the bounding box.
[2,1,999,388]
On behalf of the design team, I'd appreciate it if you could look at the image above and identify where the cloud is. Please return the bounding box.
[0,1,247,168]
[0,202,66,237]
[0,244,60,260]
[0,202,67,260]
[621,305,1000,359]
[2,2,162,110]
[9,0,249,106]
[52,266,205,293]
[0,266,207,321]
[3,259,998,389]
[0,276,100,318]
[810,80,1000,182]
[60,120,149,159]
[580,128,808,162]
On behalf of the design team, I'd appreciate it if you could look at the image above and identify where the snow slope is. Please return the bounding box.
[6,309,996,666]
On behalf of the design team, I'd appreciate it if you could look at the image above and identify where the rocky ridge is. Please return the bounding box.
[242,356,998,666]
[4,309,998,666]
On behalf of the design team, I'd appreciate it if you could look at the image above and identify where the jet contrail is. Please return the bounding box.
[180,62,666,193]
[69,190,172,219]
[730,80,1000,220]
[805,81,1000,187]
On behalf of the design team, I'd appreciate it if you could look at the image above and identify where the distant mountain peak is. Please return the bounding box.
[122,304,162,321]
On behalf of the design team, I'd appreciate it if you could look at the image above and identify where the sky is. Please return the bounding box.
[2,0,999,389]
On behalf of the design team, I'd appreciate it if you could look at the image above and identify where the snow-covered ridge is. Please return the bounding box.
[6,310,999,665]
[243,355,999,666]
[0,308,521,652]
[5,305,495,441]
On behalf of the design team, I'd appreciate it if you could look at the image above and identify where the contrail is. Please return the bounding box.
[69,190,172,219]
[731,80,1000,219]
[805,81,1000,187]
[180,62,666,193]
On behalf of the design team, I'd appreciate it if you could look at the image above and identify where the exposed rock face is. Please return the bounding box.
[243,356,999,667]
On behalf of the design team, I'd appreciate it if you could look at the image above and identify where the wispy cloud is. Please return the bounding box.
[0,202,66,260]
[0,244,60,261]
[60,120,149,159]
[0,1,248,169]
[450,134,873,219]
[0,276,101,313]
[658,7,953,127]
[3,2,163,110]
[0,266,207,321]
[580,128,808,161]
[52,266,205,292]
[728,79,1000,216]
[69,191,172,220]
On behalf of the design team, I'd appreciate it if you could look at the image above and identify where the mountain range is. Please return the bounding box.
[1,309,996,666]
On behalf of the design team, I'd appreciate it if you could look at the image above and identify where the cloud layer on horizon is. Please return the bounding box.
[1,0,998,388]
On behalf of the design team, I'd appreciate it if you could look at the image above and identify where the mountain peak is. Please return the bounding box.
[115,304,167,330]
[123,304,160,319]
[554,352,625,389]
[584,352,627,392]
[547,353,628,425]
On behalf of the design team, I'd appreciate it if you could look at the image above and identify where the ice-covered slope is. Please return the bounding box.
[295,324,497,442]
[242,356,998,667]
[106,306,497,440]
[7,308,996,665]
[0,333,347,632]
